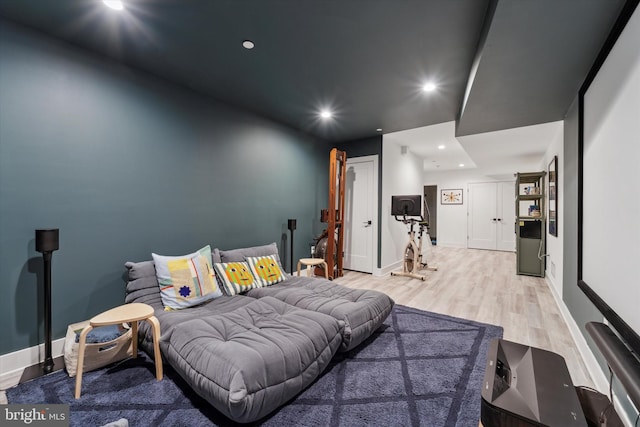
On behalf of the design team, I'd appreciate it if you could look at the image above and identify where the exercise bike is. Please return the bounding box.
[391,202,437,281]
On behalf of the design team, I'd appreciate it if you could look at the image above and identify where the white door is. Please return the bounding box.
[496,181,516,251]
[344,156,377,273]
[468,182,498,250]
[467,181,515,251]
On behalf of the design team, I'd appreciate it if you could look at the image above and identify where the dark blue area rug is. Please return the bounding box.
[7,305,502,426]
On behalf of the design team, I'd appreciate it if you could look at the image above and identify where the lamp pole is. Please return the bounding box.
[42,250,54,374]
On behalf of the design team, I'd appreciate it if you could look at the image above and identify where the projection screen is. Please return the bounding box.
[582,4,640,341]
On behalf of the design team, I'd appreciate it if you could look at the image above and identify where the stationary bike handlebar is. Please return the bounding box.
[393,214,428,226]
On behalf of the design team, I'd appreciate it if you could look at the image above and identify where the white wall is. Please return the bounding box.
[423,169,514,247]
[381,139,424,271]
[422,121,564,250]
[541,124,564,295]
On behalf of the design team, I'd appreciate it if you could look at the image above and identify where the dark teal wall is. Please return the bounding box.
[562,97,603,335]
[0,20,328,355]
[562,96,606,367]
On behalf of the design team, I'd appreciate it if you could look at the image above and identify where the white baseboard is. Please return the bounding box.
[545,277,608,392]
[379,260,403,277]
[435,241,467,248]
[545,279,638,426]
[545,270,562,297]
[0,338,66,390]
[372,267,384,277]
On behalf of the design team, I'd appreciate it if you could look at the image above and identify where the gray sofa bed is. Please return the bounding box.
[246,276,392,351]
[125,260,344,423]
[124,243,394,423]
[215,243,395,352]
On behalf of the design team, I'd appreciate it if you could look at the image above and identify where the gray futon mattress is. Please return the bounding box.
[125,261,344,423]
[246,275,394,351]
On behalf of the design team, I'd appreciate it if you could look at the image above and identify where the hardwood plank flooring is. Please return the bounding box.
[334,246,594,388]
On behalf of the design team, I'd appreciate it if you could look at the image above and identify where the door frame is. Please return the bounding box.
[344,155,379,274]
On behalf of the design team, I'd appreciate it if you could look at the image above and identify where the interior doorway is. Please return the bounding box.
[424,185,438,244]
[343,155,379,273]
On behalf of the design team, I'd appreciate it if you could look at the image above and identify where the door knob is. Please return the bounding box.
[363,220,372,226]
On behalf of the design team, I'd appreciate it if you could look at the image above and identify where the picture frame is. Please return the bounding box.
[548,155,558,237]
[441,189,463,205]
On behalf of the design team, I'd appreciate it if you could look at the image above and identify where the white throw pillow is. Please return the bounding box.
[152,245,222,310]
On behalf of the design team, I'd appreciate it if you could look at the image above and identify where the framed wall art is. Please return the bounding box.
[441,189,463,205]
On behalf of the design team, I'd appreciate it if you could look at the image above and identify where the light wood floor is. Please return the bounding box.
[334,246,594,388]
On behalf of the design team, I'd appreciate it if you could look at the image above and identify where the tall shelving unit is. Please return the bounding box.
[515,172,546,277]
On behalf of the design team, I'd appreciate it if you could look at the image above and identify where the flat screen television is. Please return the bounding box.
[391,195,421,217]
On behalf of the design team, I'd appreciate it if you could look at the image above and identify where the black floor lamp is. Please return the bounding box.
[288,219,296,274]
[36,228,59,374]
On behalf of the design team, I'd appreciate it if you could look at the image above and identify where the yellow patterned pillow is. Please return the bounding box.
[246,255,287,286]
[213,261,260,295]
[152,245,222,310]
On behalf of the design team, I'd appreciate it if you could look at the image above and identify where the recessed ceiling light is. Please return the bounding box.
[437,145,445,150]
[320,110,332,119]
[242,40,255,49]
[376,128,382,132]
[459,163,465,167]
[102,0,124,11]
[422,82,437,92]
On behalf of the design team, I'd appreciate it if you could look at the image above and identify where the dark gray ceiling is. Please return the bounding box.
[0,0,626,141]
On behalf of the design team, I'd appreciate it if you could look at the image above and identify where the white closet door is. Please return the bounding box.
[467,182,497,250]
[468,181,515,251]
[344,157,375,273]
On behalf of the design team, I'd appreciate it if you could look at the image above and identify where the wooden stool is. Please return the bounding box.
[75,303,162,399]
[297,258,329,279]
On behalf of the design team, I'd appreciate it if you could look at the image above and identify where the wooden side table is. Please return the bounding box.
[74,303,162,399]
[297,258,329,279]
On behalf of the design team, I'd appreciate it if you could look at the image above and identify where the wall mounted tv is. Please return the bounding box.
[391,195,422,217]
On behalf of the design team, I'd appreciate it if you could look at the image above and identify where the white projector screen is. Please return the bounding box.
[582,5,640,337]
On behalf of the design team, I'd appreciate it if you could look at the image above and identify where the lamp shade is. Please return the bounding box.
[288,219,297,231]
[36,229,59,253]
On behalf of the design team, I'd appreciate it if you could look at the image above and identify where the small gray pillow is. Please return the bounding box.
[218,242,282,264]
